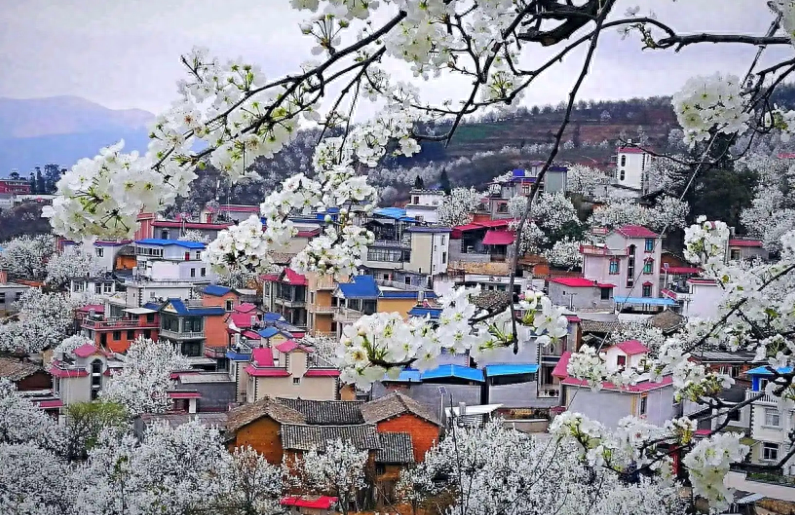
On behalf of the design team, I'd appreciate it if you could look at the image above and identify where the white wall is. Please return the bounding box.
[616,151,645,190]
[684,283,725,320]
[602,346,645,373]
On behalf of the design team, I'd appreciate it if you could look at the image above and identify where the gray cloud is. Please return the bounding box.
[0,0,790,115]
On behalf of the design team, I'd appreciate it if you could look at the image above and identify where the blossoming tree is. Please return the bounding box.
[45,244,103,288]
[436,187,483,226]
[0,234,55,280]
[38,0,795,511]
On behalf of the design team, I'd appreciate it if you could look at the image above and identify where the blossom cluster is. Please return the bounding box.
[335,286,569,388]
[671,73,750,146]
[682,433,749,512]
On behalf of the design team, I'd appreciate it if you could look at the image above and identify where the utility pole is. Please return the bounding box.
[561,290,577,311]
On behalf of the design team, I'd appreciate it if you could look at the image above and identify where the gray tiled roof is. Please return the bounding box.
[375,433,414,464]
[281,424,381,451]
[471,291,512,312]
[646,310,685,333]
[361,392,441,426]
[226,396,306,433]
[0,358,42,381]
[580,319,621,334]
[277,398,365,425]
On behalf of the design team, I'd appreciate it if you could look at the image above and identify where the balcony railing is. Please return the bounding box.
[82,318,159,329]
[746,389,779,404]
[310,331,337,339]
[274,296,306,308]
[334,307,364,324]
[538,386,561,398]
[308,304,336,314]
[371,239,411,249]
[159,329,205,340]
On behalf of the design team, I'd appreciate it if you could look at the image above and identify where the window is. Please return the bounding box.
[146,313,155,323]
[367,248,410,263]
[293,378,301,385]
[382,274,390,281]
[730,249,741,260]
[727,408,741,422]
[113,331,121,341]
[100,333,107,345]
[195,251,201,260]
[645,238,654,252]
[497,203,508,213]
[442,251,447,264]
[600,287,612,300]
[104,283,112,293]
[127,330,135,340]
[620,155,627,167]
[619,170,626,181]
[412,196,419,204]
[639,395,648,416]
[225,300,234,312]
[404,276,411,285]
[96,247,104,257]
[765,408,781,427]
[642,284,652,297]
[161,230,169,239]
[200,268,206,277]
[0,293,5,304]
[181,341,201,357]
[763,442,780,461]
[609,259,619,275]
[95,283,102,295]
[184,317,203,333]
[143,330,152,339]
[617,355,627,369]
[376,463,386,475]
[15,292,22,302]
[190,268,196,278]
[441,235,446,245]
[643,260,653,274]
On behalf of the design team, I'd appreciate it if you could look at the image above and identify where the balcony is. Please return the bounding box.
[82,318,159,330]
[159,329,205,340]
[310,331,337,339]
[274,296,306,308]
[538,386,561,398]
[746,389,779,404]
[371,239,411,250]
[308,304,336,314]
[334,307,364,324]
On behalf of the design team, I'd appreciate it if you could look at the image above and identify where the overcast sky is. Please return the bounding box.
[0,0,790,115]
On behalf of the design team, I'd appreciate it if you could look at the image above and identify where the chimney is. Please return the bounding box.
[417,290,425,305]
[0,270,6,284]
[458,401,467,417]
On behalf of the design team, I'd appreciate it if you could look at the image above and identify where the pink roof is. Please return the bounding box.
[206,204,259,213]
[73,343,100,358]
[779,152,795,159]
[729,238,763,248]
[48,366,88,378]
[281,496,338,509]
[688,278,717,285]
[78,304,105,313]
[662,266,702,274]
[276,340,313,354]
[167,391,201,399]
[661,289,678,300]
[262,273,281,282]
[304,369,341,377]
[552,351,572,379]
[695,429,713,436]
[476,218,515,228]
[482,230,515,246]
[615,225,658,239]
[242,330,261,340]
[562,375,674,392]
[296,228,321,238]
[565,315,581,323]
[616,340,648,356]
[252,347,275,367]
[152,220,232,229]
[283,268,308,285]
[642,281,654,286]
[35,400,64,409]
[549,277,614,288]
[230,313,257,329]
[235,303,258,313]
[245,365,291,377]
[617,146,646,154]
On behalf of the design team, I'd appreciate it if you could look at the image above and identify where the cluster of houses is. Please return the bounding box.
[1,146,793,511]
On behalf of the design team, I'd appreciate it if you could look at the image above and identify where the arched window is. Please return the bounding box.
[643,258,654,274]
[620,155,627,167]
[91,359,103,400]
[619,170,626,181]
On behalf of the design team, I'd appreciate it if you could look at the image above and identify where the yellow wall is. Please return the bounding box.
[378,298,418,320]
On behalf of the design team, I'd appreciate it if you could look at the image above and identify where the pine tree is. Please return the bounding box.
[29,172,37,194]
[413,175,424,190]
[439,169,451,194]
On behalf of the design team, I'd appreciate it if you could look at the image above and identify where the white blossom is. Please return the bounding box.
[437,187,483,227]
[45,244,103,288]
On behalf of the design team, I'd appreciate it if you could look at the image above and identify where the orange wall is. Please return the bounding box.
[202,291,240,309]
[203,292,239,349]
[377,414,440,463]
[230,417,284,465]
[378,298,417,319]
[313,313,333,333]
[115,255,137,271]
[97,328,159,354]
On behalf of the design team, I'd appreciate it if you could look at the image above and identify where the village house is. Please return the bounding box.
[0,270,31,315]
[612,146,654,193]
[486,167,568,218]
[262,268,308,330]
[728,237,768,261]
[546,276,615,311]
[405,188,445,224]
[200,203,260,223]
[145,298,226,368]
[80,304,159,354]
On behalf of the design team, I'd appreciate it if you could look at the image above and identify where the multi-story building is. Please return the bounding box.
[581,225,665,307]
[200,203,260,223]
[405,188,445,224]
[486,167,568,218]
[262,268,308,330]
[449,219,515,264]
[613,146,654,192]
[547,277,615,311]
[80,306,159,354]
[62,239,131,273]
[745,366,795,475]
[49,343,127,404]
[68,275,119,300]
[305,272,339,339]
[0,270,31,315]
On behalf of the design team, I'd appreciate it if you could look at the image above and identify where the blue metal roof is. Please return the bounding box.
[202,285,235,297]
[135,238,206,249]
[338,275,380,299]
[258,327,282,338]
[263,312,285,322]
[373,207,418,223]
[421,364,484,383]
[485,364,539,377]
[405,226,453,233]
[142,302,162,311]
[408,307,443,319]
[164,298,225,316]
[380,290,438,300]
[226,350,251,360]
[747,366,793,376]
[383,369,423,383]
[613,296,677,307]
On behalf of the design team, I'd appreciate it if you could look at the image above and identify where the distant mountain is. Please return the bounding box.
[0,96,154,174]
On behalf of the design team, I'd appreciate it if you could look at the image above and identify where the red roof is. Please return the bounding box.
[476,218,515,228]
[277,340,313,354]
[230,313,257,329]
[688,278,717,285]
[729,239,763,248]
[552,351,572,379]
[561,375,674,392]
[616,340,648,356]
[78,304,105,313]
[235,303,258,314]
[482,230,515,246]
[296,228,321,238]
[34,400,64,409]
[206,204,259,213]
[283,268,307,285]
[245,365,291,377]
[779,152,795,159]
[167,391,201,399]
[451,219,515,238]
[615,225,658,238]
[304,369,341,377]
[242,330,261,340]
[48,366,88,378]
[661,266,701,274]
[616,146,646,154]
[152,220,232,230]
[252,347,275,367]
[661,289,678,300]
[73,343,100,358]
[565,315,581,323]
[549,277,613,288]
[281,497,338,510]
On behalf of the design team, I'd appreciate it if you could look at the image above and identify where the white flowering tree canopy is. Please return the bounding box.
[45,244,103,288]
[0,289,80,355]
[0,234,55,280]
[437,187,483,227]
[33,0,795,511]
